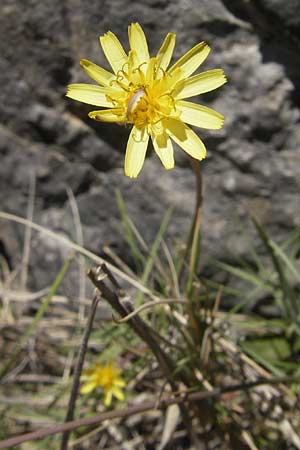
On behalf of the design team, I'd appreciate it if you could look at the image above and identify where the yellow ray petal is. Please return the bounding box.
[128,23,149,65]
[89,109,126,122]
[176,100,224,129]
[80,381,96,394]
[146,58,157,86]
[128,49,139,71]
[81,368,95,378]
[155,67,184,99]
[125,126,149,178]
[80,59,114,86]
[168,42,210,80]
[127,49,142,85]
[151,132,174,170]
[165,118,206,160]
[156,32,176,71]
[66,84,113,107]
[100,31,128,74]
[112,387,125,401]
[174,69,227,99]
[104,390,112,407]
[114,378,126,387]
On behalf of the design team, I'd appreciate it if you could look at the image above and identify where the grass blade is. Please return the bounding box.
[135,208,173,305]
[252,216,298,319]
[0,255,73,380]
[116,189,145,268]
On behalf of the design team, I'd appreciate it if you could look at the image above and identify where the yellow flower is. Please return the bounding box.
[66,23,227,178]
[80,361,125,407]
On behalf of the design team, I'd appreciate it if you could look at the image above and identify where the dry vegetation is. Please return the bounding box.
[1,190,300,449]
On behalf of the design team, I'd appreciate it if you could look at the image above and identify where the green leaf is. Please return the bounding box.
[136,208,173,305]
[116,189,145,269]
[214,260,274,292]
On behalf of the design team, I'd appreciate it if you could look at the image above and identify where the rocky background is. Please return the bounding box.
[0,0,300,295]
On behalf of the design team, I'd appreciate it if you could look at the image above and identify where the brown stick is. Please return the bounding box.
[87,265,199,445]
[0,377,292,449]
[60,294,100,450]
[88,265,175,381]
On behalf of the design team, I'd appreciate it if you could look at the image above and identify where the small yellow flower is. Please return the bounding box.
[80,361,125,407]
[66,23,227,178]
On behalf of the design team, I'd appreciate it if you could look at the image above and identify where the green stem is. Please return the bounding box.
[178,157,203,289]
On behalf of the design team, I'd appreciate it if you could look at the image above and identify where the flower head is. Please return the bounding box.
[80,361,125,407]
[66,23,227,178]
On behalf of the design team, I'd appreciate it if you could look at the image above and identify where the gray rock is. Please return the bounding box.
[257,0,300,31]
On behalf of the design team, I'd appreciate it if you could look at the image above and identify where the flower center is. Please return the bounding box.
[126,88,156,128]
[108,59,179,130]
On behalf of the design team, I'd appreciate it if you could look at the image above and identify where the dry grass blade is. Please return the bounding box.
[0,377,294,450]
[0,211,159,299]
[60,294,100,450]
[66,186,86,321]
[158,404,180,450]
[115,298,187,323]
[161,240,181,298]
[20,172,36,290]
[0,255,73,380]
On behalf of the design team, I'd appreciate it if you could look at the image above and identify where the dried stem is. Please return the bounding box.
[60,294,100,450]
[0,377,293,450]
[88,265,176,380]
[87,264,199,446]
[115,298,187,323]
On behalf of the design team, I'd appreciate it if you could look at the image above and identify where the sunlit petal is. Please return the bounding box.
[66,84,113,107]
[152,132,175,170]
[128,23,149,65]
[114,378,126,387]
[128,49,139,72]
[125,126,149,178]
[80,59,114,86]
[112,387,125,401]
[176,100,224,129]
[165,118,206,160]
[99,31,127,74]
[146,58,157,86]
[174,69,227,99]
[80,382,96,394]
[104,390,112,407]
[156,32,176,71]
[89,109,126,122]
[168,42,210,79]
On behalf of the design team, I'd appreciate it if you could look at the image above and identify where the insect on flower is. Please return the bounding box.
[66,23,227,178]
[126,89,146,120]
